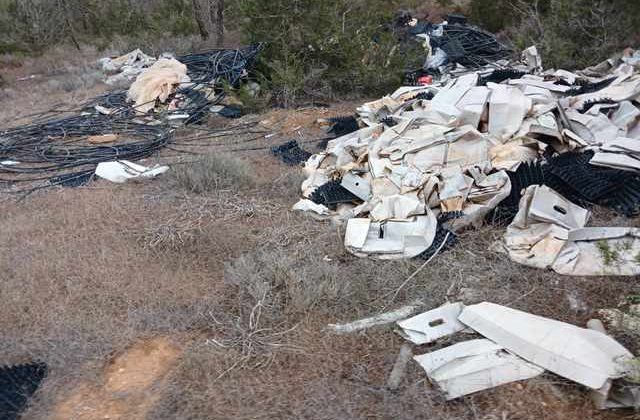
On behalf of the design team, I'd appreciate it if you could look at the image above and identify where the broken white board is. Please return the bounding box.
[601,137,640,154]
[292,199,330,216]
[414,338,544,400]
[459,302,634,390]
[397,302,466,345]
[487,84,532,142]
[95,160,169,183]
[341,172,372,201]
[529,184,590,230]
[590,152,640,172]
[344,211,437,260]
[456,86,490,129]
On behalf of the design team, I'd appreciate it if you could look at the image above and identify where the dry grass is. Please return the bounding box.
[0,45,107,127]
[171,154,255,194]
[3,161,638,420]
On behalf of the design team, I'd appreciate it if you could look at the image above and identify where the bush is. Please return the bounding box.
[469,0,519,33]
[237,0,429,104]
[172,154,255,194]
[0,0,199,53]
[506,0,640,69]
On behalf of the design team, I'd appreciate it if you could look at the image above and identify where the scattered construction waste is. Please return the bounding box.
[0,45,263,194]
[391,12,513,84]
[504,185,640,275]
[413,338,544,400]
[99,49,159,86]
[297,45,640,276]
[95,161,169,184]
[458,303,634,391]
[397,302,466,345]
[328,300,640,407]
[271,140,312,166]
[392,302,639,407]
[0,362,47,420]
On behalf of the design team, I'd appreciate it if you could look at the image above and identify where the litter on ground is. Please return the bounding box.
[298,41,640,275]
[388,301,640,408]
[0,45,263,194]
[99,49,158,86]
[95,161,169,184]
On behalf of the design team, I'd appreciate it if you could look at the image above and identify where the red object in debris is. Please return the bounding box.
[417,75,433,86]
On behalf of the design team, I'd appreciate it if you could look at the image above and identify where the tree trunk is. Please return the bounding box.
[192,0,210,40]
[59,0,81,50]
[209,0,224,46]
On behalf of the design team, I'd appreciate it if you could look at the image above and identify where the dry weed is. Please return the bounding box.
[172,154,255,194]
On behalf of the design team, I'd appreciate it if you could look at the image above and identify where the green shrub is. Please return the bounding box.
[0,0,199,52]
[506,0,640,69]
[237,0,428,104]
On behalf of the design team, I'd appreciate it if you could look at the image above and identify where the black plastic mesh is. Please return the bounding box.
[490,151,640,224]
[328,116,359,138]
[309,180,361,210]
[414,91,435,101]
[381,116,398,127]
[439,23,513,68]
[271,140,312,166]
[579,98,616,114]
[417,212,461,260]
[0,363,47,420]
[566,77,616,96]
[477,68,526,86]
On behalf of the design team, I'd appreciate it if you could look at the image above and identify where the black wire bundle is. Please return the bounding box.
[0,45,264,194]
[179,45,263,88]
[0,114,172,192]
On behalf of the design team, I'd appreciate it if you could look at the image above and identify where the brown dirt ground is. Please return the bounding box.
[53,337,183,420]
[1,48,640,420]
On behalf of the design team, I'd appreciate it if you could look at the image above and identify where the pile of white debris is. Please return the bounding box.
[330,301,640,409]
[296,47,640,276]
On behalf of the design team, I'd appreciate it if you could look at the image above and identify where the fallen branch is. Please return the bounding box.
[327,300,425,334]
[387,344,413,390]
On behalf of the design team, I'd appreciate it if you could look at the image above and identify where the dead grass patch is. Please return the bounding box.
[172,154,255,194]
[0,181,274,419]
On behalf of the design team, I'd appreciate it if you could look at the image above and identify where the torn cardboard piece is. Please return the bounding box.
[505,185,640,276]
